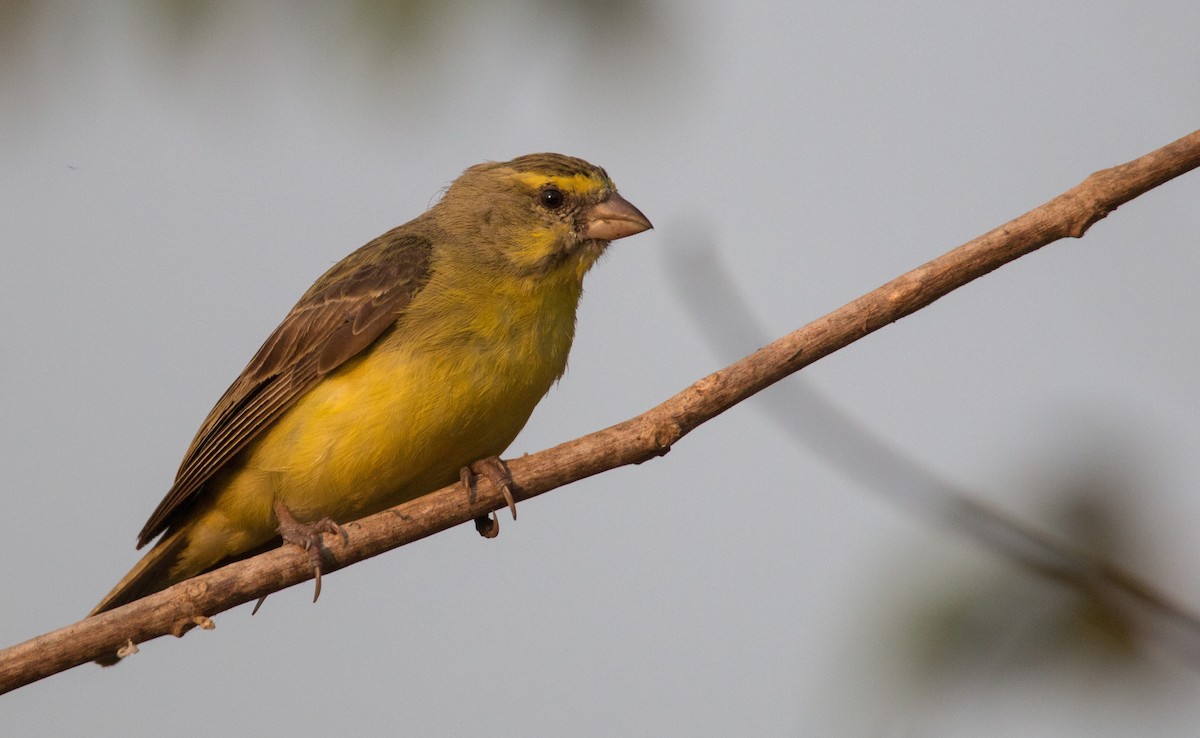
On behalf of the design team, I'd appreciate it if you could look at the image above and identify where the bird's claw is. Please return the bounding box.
[273,501,347,603]
[461,458,516,539]
[460,457,517,538]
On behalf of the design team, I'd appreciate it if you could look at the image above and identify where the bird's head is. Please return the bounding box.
[435,153,652,281]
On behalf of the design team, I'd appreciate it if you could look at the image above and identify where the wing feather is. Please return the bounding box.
[135,231,434,547]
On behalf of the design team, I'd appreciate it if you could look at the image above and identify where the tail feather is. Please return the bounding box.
[90,523,283,664]
[90,527,190,618]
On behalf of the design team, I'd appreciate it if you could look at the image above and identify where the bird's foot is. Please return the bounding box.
[273,500,348,603]
[460,457,516,539]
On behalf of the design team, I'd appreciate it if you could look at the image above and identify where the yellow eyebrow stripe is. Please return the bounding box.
[512,172,607,196]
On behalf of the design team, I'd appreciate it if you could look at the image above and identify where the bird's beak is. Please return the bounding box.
[584,193,653,241]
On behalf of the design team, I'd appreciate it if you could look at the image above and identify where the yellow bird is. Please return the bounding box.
[91,153,651,620]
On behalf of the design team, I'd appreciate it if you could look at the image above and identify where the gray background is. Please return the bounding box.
[4,1,1200,735]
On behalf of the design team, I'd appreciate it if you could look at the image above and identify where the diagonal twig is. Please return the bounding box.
[3,128,1199,694]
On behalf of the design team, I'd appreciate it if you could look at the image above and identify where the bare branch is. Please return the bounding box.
[3,129,1199,693]
[665,241,1198,669]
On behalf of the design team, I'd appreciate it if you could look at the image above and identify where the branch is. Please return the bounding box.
[665,241,1200,666]
[4,129,1199,693]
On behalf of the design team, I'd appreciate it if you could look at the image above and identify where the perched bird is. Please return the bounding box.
[90,153,651,621]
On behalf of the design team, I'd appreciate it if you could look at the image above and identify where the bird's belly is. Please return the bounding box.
[212,336,563,533]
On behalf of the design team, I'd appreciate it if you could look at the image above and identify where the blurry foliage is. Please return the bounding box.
[0,0,657,70]
[906,484,1143,685]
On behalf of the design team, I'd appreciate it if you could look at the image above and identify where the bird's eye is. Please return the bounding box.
[539,186,565,210]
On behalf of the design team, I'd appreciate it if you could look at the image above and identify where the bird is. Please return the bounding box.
[90,152,652,624]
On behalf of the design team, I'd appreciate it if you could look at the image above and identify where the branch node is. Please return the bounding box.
[115,639,139,660]
[170,614,215,638]
[886,278,924,308]
[652,421,683,456]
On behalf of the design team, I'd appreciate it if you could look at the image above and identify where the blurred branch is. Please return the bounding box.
[666,240,1198,666]
[3,128,1200,693]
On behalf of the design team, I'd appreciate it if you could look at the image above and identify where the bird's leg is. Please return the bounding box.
[460,457,516,539]
[273,499,348,603]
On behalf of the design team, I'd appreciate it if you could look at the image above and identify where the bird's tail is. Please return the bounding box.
[90,527,191,619]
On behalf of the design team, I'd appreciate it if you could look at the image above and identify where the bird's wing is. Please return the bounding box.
[136,232,434,547]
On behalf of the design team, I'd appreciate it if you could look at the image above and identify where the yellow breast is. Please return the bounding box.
[199,258,585,546]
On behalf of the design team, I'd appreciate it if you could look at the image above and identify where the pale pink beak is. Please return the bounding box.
[584,193,652,241]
